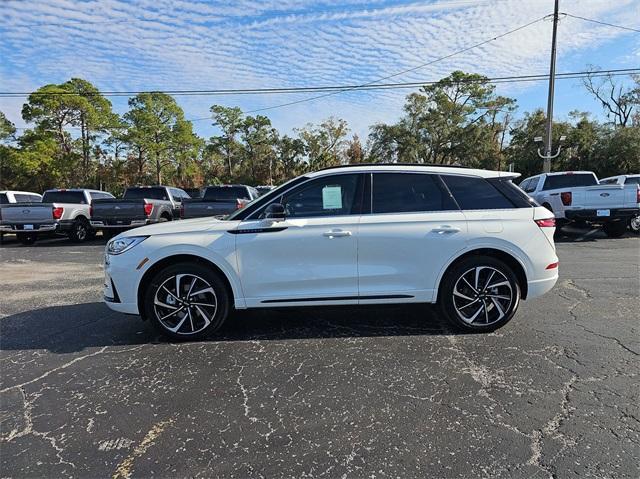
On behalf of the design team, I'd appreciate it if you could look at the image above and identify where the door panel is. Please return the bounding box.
[234,217,359,306]
[357,211,467,302]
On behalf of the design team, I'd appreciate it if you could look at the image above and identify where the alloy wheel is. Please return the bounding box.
[76,223,87,241]
[452,266,514,326]
[153,274,218,335]
[631,215,640,233]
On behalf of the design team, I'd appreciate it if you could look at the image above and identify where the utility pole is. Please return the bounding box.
[540,0,560,173]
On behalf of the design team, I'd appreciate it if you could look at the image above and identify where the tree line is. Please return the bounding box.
[0,71,638,196]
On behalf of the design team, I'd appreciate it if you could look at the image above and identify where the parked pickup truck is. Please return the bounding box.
[180,184,259,219]
[0,188,114,245]
[90,185,190,235]
[519,171,640,237]
[0,190,43,242]
[600,174,640,233]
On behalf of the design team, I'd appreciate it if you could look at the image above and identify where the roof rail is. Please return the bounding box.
[315,162,473,172]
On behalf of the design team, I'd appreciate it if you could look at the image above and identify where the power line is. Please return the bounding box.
[2,68,637,99]
[564,13,640,34]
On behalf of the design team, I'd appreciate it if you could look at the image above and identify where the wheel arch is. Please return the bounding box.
[137,253,237,319]
[436,247,529,300]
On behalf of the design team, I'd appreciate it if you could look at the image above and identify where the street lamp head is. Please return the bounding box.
[559,135,567,142]
[534,136,543,143]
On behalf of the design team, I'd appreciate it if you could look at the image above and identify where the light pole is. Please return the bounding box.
[539,0,560,173]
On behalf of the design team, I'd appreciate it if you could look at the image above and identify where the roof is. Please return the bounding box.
[306,164,520,179]
[0,190,42,195]
[43,188,107,193]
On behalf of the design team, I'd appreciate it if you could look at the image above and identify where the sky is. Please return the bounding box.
[1,0,639,141]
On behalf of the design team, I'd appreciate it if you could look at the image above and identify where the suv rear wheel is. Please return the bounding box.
[438,256,521,332]
[143,262,230,340]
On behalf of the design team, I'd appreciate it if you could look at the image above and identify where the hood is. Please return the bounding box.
[119,217,240,237]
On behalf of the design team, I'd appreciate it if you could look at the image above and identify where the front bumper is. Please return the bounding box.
[565,208,639,222]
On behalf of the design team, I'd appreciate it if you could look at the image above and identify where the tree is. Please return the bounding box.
[209,105,243,181]
[346,134,365,164]
[21,79,116,185]
[584,71,639,127]
[241,115,277,185]
[0,111,16,143]
[368,71,516,167]
[297,117,349,170]
[124,92,199,184]
[275,135,305,183]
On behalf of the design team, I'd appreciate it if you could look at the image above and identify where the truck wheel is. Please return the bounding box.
[602,220,627,238]
[69,218,90,242]
[630,216,640,234]
[143,262,230,341]
[17,233,37,245]
[159,213,171,222]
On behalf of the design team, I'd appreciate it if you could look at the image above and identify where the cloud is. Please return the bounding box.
[0,0,638,139]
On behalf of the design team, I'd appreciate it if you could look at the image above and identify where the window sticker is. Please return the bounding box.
[322,186,343,209]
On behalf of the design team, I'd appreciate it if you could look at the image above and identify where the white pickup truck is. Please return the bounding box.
[600,174,640,233]
[519,171,640,237]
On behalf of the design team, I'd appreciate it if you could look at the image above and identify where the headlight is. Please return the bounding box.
[106,236,147,255]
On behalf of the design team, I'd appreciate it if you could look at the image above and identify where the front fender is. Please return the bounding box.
[136,236,245,308]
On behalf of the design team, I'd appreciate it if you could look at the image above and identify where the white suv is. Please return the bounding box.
[103,165,559,339]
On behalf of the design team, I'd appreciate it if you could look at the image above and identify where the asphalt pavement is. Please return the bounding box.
[0,229,638,478]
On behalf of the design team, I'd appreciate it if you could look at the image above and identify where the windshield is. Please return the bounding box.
[123,187,169,200]
[42,191,86,204]
[225,176,308,220]
[542,174,597,190]
[203,186,250,201]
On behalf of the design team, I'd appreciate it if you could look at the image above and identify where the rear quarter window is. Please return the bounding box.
[441,175,514,210]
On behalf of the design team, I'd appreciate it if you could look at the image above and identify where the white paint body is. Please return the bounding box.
[104,166,559,315]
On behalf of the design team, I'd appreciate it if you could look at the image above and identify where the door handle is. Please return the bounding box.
[431,226,461,234]
[323,230,352,238]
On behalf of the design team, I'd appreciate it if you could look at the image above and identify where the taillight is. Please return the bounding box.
[179,204,184,219]
[560,191,572,206]
[535,218,556,228]
[144,203,153,217]
[546,262,559,270]
[636,187,639,204]
[52,207,64,219]
[89,205,93,217]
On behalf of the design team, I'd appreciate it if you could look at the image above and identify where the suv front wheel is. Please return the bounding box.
[439,256,521,332]
[143,262,230,340]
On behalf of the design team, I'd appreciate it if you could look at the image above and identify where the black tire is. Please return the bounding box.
[159,213,171,222]
[102,230,116,241]
[68,218,90,243]
[438,255,521,333]
[17,233,37,245]
[602,220,627,238]
[629,215,640,235]
[143,262,230,340]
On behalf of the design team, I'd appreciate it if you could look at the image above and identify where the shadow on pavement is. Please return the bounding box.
[0,302,460,354]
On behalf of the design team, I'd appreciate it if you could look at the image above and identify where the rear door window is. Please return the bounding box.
[0,193,8,204]
[624,177,640,185]
[542,174,597,190]
[14,194,40,202]
[372,173,455,214]
[441,175,513,210]
[42,191,87,204]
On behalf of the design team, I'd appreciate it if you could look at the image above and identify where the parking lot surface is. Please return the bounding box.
[1,230,638,478]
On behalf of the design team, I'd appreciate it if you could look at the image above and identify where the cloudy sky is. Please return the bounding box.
[1,0,639,139]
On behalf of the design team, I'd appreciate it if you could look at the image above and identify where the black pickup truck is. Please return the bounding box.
[180,185,259,219]
[91,186,190,235]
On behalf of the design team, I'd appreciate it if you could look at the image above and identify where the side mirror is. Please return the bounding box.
[264,203,286,220]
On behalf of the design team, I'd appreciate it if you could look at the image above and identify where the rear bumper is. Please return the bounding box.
[91,219,151,229]
[0,223,58,233]
[527,273,559,300]
[565,208,639,222]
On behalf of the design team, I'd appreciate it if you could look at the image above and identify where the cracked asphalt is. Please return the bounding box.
[1,229,638,478]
